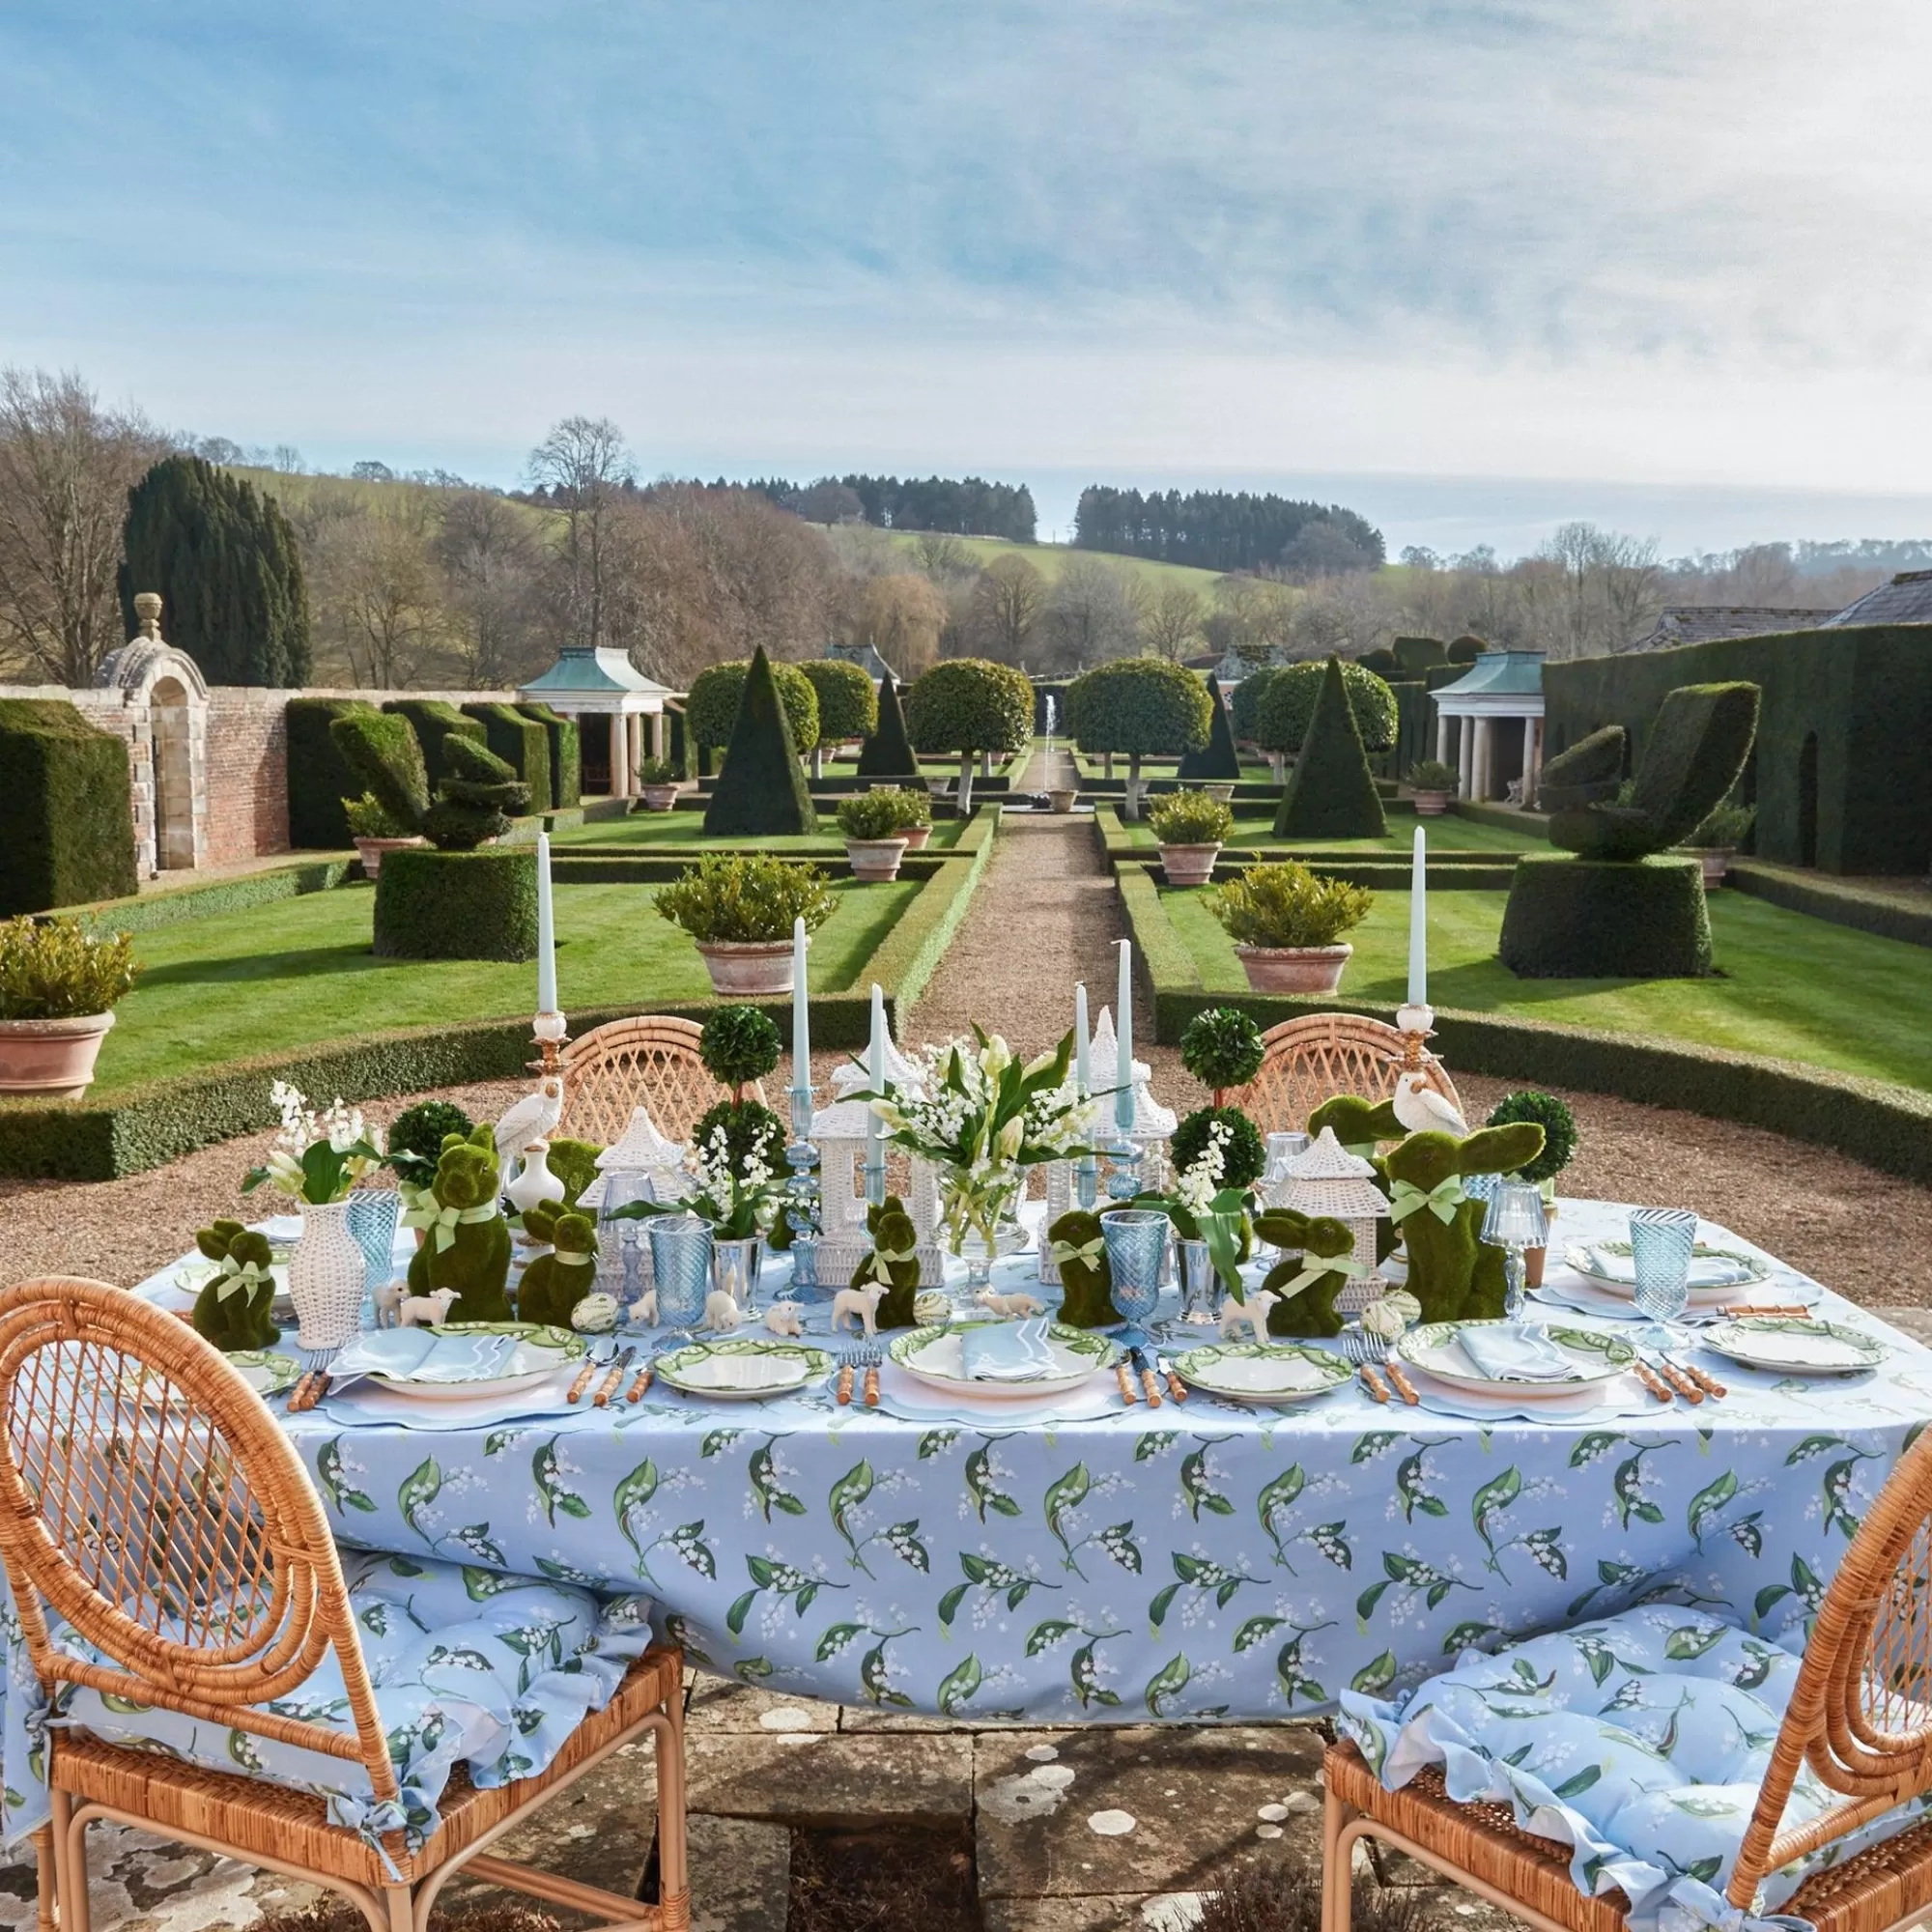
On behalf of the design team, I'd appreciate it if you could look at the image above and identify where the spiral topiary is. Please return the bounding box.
[422,734,530,850]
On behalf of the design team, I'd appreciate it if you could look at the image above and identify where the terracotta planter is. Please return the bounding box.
[1234,943,1352,995]
[895,823,932,851]
[1412,790,1453,817]
[694,939,795,996]
[1524,1244,1547,1289]
[1203,782,1237,803]
[1694,846,1734,886]
[1158,841,1222,888]
[639,783,681,812]
[1047,788,1078,814]
[353,835,423,878]
[845,837,910,883]
[0,1010,116,1099]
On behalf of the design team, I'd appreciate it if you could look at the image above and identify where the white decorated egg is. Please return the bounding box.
[570,1292,621,1334]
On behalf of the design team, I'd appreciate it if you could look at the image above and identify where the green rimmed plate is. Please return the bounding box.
[889,1321,1120,1400]
[1698,1318,1886,1376]
[1563,1239,1770,1300]
[229,1350,301,1398]
[1397,1321,1635,1395]
[363,1321,586,1401]
[653,1337,834,1401]
[1172,1342,1352,1406]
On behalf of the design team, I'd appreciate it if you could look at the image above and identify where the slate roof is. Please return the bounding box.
[1822,571,1932,628]
[1433,649,1547,699]
[1621,608,1833,653]
[520,646,668,697]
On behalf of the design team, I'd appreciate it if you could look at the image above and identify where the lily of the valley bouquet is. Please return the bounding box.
[1135,1117,1253,1295]
[863,1028,1095,1255]
[242,1081,385,1205]
[611,1122,781,1241]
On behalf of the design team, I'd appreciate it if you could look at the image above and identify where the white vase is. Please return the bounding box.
[290,1198,368,1350]
[506,1140,566,1216]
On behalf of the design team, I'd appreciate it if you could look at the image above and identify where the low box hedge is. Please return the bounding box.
[286,697,376,848]
[71,860,355,935]
[0,698,137,915]
[1726,862,1932,950]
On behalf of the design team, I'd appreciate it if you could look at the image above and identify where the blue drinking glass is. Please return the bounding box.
[1100,1208,1168,1328]
[1630,1207,1697,1332]
[648,1213,714,1334]
[346,1190,403,1295]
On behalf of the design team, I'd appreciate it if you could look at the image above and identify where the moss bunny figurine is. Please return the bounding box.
[518,1206,600,1327]
[190,1219,280,1351]
[1384,1122,1544,1323]
[545,1139,604,1208]
[1307,1095,1402,1157]
[1243,1208,1361,1338]
[848,1194,922,1329]
[404,1124,514,1322]
[1047,1208,1117,1327]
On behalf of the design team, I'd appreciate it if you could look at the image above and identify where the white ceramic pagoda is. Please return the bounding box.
[1274,1126,1389,1316]
[809,1038,944,1291]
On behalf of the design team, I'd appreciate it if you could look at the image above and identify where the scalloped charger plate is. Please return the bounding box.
[653,1338,834,1400]
[889,1321,1120,1400]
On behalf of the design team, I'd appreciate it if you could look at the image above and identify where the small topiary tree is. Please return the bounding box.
[424,735,529,850]
[1179,1007,1264,1106]
[1272,656,1388,838]
[1228,665,1284,748]
[687,659,820,761]
[1065,657,1211,818]
[700,1005,783,1099]
[462,702,551,819]
[381,699,485,790]
[904,657,1032,814]
[1169,1106,1265,1189]
[1447,635,1487,664]
[1486,1089,1577,1197]
[386,1099,474,1185]
[1255,659,1398,763]
[799,660,878,777]
[1392,636,1447,676]
[1177,672,1241,781]
[0,699,138,915]
[703,644,818,838]
[855,668,919,778]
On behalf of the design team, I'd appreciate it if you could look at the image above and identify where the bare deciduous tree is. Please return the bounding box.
[438,490,542,687]
[1038,556,1141,672]
[0,368,166,683]
[526,415,635,653]
[1139,581,1205,660]
[968,554,1046,665]
[851,572,948,679]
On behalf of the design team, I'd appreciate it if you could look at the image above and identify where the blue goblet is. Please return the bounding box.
[648,1213,714,1337]
[347,1191,403,1298]
[1100,1208,1168,1329]
[1630,1207,1697,1343]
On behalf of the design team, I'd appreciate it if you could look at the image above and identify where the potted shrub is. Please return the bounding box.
[1209,862,1372,995]
[656,853,837,995]
[1147,789,1235,887]
[837,791,913,881]
[1485,1090,1577,1286]
[1679,799,1755,885]
[880,785,933,850]
[635,756,684,812]
[1406,758,1459,816]
[343,791,424,877]
[0,916,138,1098]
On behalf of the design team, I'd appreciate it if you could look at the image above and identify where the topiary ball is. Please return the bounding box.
[387,1099,474,1182]
[1179,1008,1264,1095]
[701,1005,784,1093]
[692,1098,786,1173]
[1169,1106,1265,1189]
[1485,1090,1577,1185]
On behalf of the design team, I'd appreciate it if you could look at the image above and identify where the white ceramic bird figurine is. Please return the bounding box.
[494,1076,565,1186]
[1391,1071,1468,1139]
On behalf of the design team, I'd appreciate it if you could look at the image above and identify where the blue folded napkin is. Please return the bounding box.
[329,1328,526,1383]
[959,1319,1059,1383]
[1456,1323,1578,1383]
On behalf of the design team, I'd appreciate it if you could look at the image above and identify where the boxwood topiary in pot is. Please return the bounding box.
[657,853,837,995]
[1406,758,1459,815]
[1209,862,1373,995]
[1147,789,1235,886]
[1179,1007,1264,1106]
[0,915,139,1099]
[837,790,913,880]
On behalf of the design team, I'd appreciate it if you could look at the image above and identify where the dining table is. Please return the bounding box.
[105,1198,1932,1732]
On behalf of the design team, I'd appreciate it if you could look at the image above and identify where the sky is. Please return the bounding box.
[6,2,1932,558]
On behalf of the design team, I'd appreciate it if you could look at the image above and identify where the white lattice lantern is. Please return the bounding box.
[1275,1126,1389,1316]
[576,1106,687,1211]
[810,1037,944,1291]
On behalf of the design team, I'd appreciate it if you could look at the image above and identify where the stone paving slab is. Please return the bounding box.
[688,1815,792,1932]
[688,1729,976,1827]
[975,1724,1324,1902]
[688,1673,839,1734]
[982,1890,1210,1931]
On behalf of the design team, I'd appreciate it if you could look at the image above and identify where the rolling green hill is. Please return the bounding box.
[878,530,1227,594]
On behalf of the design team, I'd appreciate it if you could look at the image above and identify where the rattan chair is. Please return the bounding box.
[555,1014,765,1146]
[1322,1424,1932,1932]
[0,1277,689,1932]
[1223,1012,1462,1139]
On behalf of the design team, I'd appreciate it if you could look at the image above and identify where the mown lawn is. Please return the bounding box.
[1116,813,1544,855]
[93,878,917,1094]
[1159,885,1932,1091]
[551,812,966,852]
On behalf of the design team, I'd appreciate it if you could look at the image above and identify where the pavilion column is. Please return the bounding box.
[609,713,629,798]
[1523,716,1540,805]
[628,712,644,785]
[1435,713,1452,766]
[1457,716,1474,799]
[1472,717,1493,801]
[648,709,666,762]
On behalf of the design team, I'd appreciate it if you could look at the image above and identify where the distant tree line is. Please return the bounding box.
[742,473,1037,542]
[1072,486,1385,576]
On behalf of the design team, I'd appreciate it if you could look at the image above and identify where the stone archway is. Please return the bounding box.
[150,675,196,869]
[94,599,211,877]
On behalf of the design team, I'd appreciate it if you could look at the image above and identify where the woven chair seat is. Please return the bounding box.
[556,1015,755,1147]
[1224,1012,1462,1139]
[55,1645,682,1890]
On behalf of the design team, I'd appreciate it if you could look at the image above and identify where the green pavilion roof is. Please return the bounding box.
[1434,650,1546,699]
[520,646,668,697]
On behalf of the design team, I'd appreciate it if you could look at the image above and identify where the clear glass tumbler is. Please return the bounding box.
[1630,1207,1697,1333]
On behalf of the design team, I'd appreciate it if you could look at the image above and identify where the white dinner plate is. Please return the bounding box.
[1171,1343,1351,1406]
[1562,1240,1770,1299]
[1697,1318,1886,1376]
[1537,1272,1818,1322]
[360,1322,586,1402]
[653,1339,833,1401]
[888,1321,1120,1400]
[1396,1321,1635,1395]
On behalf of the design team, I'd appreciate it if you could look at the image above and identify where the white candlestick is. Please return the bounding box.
[1074,982,1091,1096]
[790,917,810,1085]
[1115,939,1134,1133]
[866,982,888,1203]
[1406,824,1427,1009]
[535,833,557,1013]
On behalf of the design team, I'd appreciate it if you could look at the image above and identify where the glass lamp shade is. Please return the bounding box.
[1480,1180,1548,1251]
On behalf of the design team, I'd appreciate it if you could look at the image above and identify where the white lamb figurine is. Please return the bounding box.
[764,1301,805,1338]
[371,1281,404,1329]
[702,1290,742,1333]
[1218,1290,1280,1347]
[397,1287,459,1329]
[831,1281,887,1338]
[636,1288,658,1326]
[976,1289,1045,1320]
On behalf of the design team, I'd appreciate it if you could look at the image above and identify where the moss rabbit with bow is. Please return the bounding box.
[1047,1208,1118,1327]
[404,1125,514,1322]
[848,1194,922,1329]
[190,1219,280,1351]
[1248,1208,1362,1338]
[517,1203,599,1327]
[1384,1122,1544,1323]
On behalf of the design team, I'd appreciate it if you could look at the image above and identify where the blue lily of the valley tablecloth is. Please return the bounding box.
[3,1199,1928,1847]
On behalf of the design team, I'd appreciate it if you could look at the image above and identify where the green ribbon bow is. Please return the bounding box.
[214,1255,270,1302]
[874,1241,919,1265]
[402,1196,501,1251]
[1277,1252,1369,1300]
[1048,1236,1106,1268]
[550,1249,592,1266]
[1389,1175,1465,1226]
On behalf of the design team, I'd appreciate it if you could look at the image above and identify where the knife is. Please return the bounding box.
[1132,1348,1163,1407]
[593,1346,637,1408]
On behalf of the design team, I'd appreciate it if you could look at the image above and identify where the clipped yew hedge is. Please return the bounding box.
[285,697,377,848]
[373,846,538,960]
[518,701,582,808]
[462,702,551,813]
[0,699,137,914]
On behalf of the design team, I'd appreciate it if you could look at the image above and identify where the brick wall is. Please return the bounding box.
[203,688,292,864]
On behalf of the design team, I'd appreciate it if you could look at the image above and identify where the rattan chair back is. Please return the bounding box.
[1730,1427,1932,1907]
[0,1278,397,1801]
[556,1014,763,1146]
[1223,1012,1463,1137]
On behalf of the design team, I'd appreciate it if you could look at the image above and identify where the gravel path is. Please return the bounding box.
[4,802,1927,1307]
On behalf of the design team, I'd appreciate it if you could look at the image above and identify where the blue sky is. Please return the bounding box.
[6,2,1932,554]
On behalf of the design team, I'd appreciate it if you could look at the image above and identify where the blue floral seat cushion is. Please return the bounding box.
[48,1553,656,1848]
[1339,1605,1932,1932]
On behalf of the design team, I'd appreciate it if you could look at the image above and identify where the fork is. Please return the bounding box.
[1340,1329,1418,1406]
[858,1343,884,1409]
[567,1339,621,1406]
